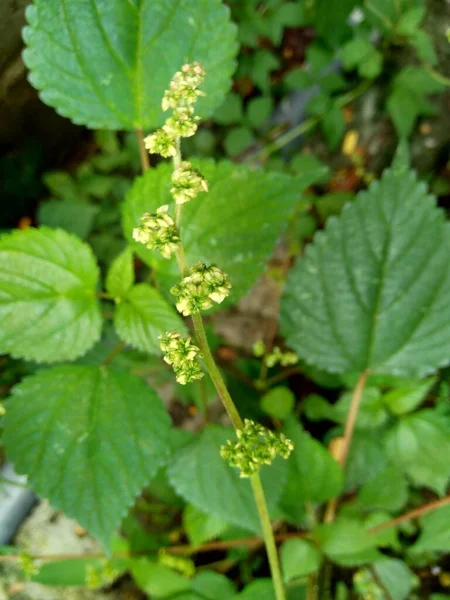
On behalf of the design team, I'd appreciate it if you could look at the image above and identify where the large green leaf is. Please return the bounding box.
[0,227,102,363]
[4,366,171,546]
[123,160,304,302]
[114,283,185,354]
[167,425,287,534]
[384,409,450,495]
[23,0,237,129]
[281,163,450,377]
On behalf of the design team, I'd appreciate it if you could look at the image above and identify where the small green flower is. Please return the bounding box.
[144,128,177,157]
[159,331,204,385]
[252,340,266,358]
[18,552,39,578]
[264,346,298,368]
[220,419,294,478]
[162,62,206,112]
[165,107,200,138]
[171,263,231,316]
[171,161,208,204]
[132,205,180,259]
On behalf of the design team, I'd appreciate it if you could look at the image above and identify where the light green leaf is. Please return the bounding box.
[214,92,244,125]
[284,69,313,90]
[192,572,236,600]
[183,504,229,547]
[412,504,450,553]
[281,539,322,582]
[167,425,287,534]
[38,200,100,239]
[372,559,414,600]
[382,377,435,415]
[114,283,184,354]
[224,126,254,156]
[0,227,102,363]
[357,466,409,512]
[260,387,295,420]
[410,30,437,65]
[4,366,171,546]
[247,96,274,129]
[32,559,103,586]
[237,580,276,600]
[315,519,380,565]
[281,162,450,377]
[321,104,345,149]
[131,559,191,598]
[385,409,450,494]
[106,247,135,298]
[281,418,343,505]
[123,160,303,302]
[396,6,425,36]
[24,0,237,129]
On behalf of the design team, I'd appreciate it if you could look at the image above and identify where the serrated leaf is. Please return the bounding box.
[0,227,102,363]
[4,366,171,546]
[24,0,237,129]
[357,466,409,512]
[183,504,229,547]
[167,425,287,534]
[281,539,322,582]
[106,247,135,298]
[281,163,450,377]
[411,504,450,553]
[384,409,450,494]
[114,283,185,354]
[123,160,302,302]
[281,418,343,504]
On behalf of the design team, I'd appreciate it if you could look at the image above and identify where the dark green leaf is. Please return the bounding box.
[183,504,228,547]
[247,96,274,129]
[357,466,409,512]
[224,126,254,156]
[0,227,102,362]
[192,572,236,600]
[38,200,100,239]
[281,163,450,377]
[214,92,244,126]
[315,519,380,565]
[24,0,237,129]
[4,366,171,546]
[372,559,414,600]
[281,539,322,582]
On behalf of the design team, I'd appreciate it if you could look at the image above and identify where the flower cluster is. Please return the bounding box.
[159,331,204,385]
[171,161,208,204]
[265,346,299,368]
[220,419,294,478]
[171,263,231,316]
[132,205,180,259]
[145,62,205,157]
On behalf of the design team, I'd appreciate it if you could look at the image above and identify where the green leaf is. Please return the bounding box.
[321,104,345,150]
[410,30,437,65]
[385,409,450,494]
[237,580,276,600]
[334,388,388,430]
[24,0,237,129]
[372,559,414,600]
[315,519,379,565]
[167,425,287,534]
[131,559,191,597]
[4,366,171,546]
[214,92,244,125]
[284,69,313,90]
[183,504,229,547]
[106,247,135,298]
[192,572,236,600]
[42,170,80,201]
[281,162,450,377]
[260,387,295,420]
[345,430,390,490]
[247,96,274,129]
[382,377,435,415]
[0,227,102,363]
[357,466,409,512]
[114,283,184,355]
[251,50,280,92]
[38,200,100,239]
[123,160,302,302]
[281,539,322,582]
[224,126,254,156]
[281,418,343,504]
[412,504,450,552]
[396,7,425,36]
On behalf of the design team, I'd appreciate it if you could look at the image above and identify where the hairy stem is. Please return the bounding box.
[136,128,150,172]
[172,137,286,600]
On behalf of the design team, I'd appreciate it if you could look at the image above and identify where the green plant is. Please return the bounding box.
[1,2,450,599]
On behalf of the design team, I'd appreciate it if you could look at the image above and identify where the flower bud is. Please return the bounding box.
[171,161,208,204]
[133,205,180,259]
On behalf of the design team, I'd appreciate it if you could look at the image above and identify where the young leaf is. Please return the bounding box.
[23,0,237,129]
[167,425,287,534]
[123,160,305,302]
[183,504,229,547]
[411,504,450,553]
[357,466,409,512]
[114,283,185,354]
[372,559,414,600]
[280,538,322,582]
[281,418,343,504]
[0,227,102,363]
[382,377,435,415]
[315,519,380,565]
[131,559,191,598]
[4,366,171,547]
[105,247,134,298]
[247,96,274,129]
[213,92,244,125]
[281,162,450,378]
[384,409,450,494]
[261,387,295,420]
[191,572,236,600]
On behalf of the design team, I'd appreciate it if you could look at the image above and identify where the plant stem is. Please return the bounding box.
[172,137,286,600]
[136,128,150,172]
[423,64,450,87]
[257,118,319,161]
[251,474,286,600]
[323,370,368,523]
[103,341,126,366]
